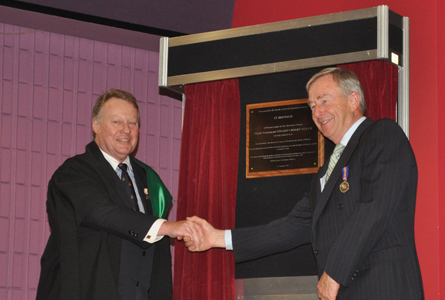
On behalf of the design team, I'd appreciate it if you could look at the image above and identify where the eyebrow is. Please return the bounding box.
[308,93,330,104]
[317,93,329,100]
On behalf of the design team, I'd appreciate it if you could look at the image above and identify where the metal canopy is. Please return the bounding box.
[159,5,409,135]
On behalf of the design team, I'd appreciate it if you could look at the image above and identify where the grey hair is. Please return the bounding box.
[306,67,366,115]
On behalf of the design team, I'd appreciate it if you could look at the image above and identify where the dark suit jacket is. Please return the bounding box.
[37,141,172,300]
[232,118,424,299]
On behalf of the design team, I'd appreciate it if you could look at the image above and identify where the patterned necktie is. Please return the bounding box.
[118,163,139,212]
[326,143,345,182]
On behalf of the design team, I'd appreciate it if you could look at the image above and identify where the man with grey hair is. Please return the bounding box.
[37,89,203,300]
[186,68,424,300]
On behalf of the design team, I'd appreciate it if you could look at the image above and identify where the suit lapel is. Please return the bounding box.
[312,118,373,224]
[86,141,128,207]
[310,160,327,212]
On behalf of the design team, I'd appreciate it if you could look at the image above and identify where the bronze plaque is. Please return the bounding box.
[246,99,324,178]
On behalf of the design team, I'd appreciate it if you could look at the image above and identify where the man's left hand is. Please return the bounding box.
[317,271,340,300]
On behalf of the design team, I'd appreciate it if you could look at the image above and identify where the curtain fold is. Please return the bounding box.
[338,60,398,121]
[173,79,240,300]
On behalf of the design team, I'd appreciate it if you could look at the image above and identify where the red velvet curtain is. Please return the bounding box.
[173,79,240,300]
[339,60,398,121]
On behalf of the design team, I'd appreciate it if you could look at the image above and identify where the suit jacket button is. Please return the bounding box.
[314,249,319,255]
[337,204,344,209]
[142,251,146,256]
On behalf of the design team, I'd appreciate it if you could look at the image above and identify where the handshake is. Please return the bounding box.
[158,216,226,252]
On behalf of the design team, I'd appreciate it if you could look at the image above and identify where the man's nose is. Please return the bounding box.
[313,104,324,118]
[121,122,131,133]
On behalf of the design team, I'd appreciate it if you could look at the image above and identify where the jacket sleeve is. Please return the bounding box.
[48,158,159,247]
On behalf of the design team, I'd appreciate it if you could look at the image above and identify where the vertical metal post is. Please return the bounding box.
[159,37,169,88]
[398,17,410,137]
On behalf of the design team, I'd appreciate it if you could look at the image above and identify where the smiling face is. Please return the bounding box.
[92,97,139,162]
[307,74,363,144]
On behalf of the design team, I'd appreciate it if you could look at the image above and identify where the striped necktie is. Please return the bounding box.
[326,143,345,182]
[118,163,140,212]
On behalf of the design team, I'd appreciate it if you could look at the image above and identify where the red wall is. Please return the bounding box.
[232,1,443,299]
[439,1,445,300]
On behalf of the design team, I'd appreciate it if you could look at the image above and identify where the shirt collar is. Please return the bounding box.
[339,116,366,147]
[99,148,131,171]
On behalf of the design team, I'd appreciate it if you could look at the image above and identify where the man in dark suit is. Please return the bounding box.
[37,89,202,300]
[186,68,424,300]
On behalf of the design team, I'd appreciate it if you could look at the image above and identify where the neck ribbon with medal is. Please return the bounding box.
[340,166,349,193]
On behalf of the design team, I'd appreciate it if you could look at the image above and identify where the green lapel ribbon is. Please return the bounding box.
[133,158,172,219]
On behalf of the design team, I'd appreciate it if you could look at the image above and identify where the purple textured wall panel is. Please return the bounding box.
[1,81,13,115]
[0,218,9,251]
[0,183,11,217]
[1,115,12,148]
[0,22,181,299]
[14,184,26,219]
[1,149,12,182]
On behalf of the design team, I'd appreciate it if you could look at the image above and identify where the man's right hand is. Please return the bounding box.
[158,219,203,244]
[184,216,226,252]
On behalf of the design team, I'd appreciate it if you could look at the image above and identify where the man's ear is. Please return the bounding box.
[349,92,361,112]
[92,118,100,135]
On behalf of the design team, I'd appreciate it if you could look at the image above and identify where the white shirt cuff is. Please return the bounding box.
[144,218,167,243]
[225,230,233,250]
